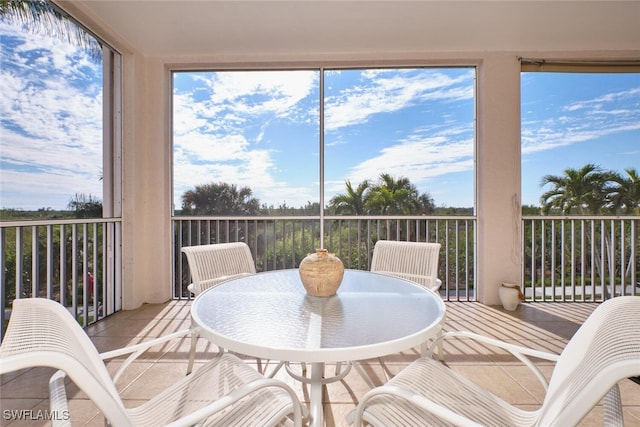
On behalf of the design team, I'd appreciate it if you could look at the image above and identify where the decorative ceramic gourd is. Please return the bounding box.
[299,249,345,297]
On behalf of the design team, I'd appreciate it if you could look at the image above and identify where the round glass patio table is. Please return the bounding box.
[191,268,446,427]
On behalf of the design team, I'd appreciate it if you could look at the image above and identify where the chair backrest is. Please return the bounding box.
[182,242,257,295]
[370,240,441,291]
[539,296,640,426]
[0,298,131,426]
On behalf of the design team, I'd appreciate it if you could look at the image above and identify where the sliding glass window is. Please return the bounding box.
[521,70,640,214]
[172,67,476,217]
[173,70,320,215]
[324,68,475,216]
[0,4,121,218]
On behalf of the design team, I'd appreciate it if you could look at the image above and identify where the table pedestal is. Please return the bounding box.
[286,362,352,426]
[309,362,324,427]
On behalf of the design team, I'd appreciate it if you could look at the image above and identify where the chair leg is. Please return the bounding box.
[268,361,286,378]
[334,362,343,376]
[603,383,624,427]
[436,331,444,360]
[351,361,377,389]
[186,331,198,375]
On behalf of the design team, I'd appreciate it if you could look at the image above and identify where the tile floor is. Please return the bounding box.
[2,301,639,426]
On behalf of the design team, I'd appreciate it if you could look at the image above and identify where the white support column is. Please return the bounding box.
[121,55,173,308]
[119,50,144,310]
[141,58,173,304]
[475,55,522,305]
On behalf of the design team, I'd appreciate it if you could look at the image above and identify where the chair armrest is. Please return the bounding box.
[351,384,484,427]
[164,377,307,427]
[100,328,196,385]
[427,330,559,390]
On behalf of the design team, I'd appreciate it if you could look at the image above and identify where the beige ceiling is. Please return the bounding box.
[64,1,640,58]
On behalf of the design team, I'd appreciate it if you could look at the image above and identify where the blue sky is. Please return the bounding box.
[2,21,639,212]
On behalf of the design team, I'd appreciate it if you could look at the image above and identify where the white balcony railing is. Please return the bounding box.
[174,215,640,303]
[523,216,639,301]
[0,218,122,336]
[173,215,477,301]
[3,215,637,337]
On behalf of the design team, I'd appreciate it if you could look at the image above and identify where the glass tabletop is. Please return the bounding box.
[191,269,446,363]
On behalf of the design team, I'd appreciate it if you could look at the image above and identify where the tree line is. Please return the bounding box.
[179,165,639,217]
[0,193,103,221]
[2,165,638,220]
[179,173,436,216]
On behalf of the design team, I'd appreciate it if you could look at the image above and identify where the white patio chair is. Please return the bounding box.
[0,298,305,427]
[182,242,290,378]
[322,241,446,390]
[371,240,444,358]
[182,242,259,373]
[370,240,442,291]
[351,295,640,426]
[181,242,256,296]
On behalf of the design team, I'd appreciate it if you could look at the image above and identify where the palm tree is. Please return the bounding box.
[180,182,261,245]
[329,180,370,215]
[609,168,640,281]
[539,164,613,215]
[417,192,436,215]
[540,164,632,298]
[1,0,102,59]
[181,182,260,215]
[329,174,435,216]
[610,168,640,215]
[367,173,421,215]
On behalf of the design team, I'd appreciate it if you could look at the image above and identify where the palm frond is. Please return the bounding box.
[1,0,102,60]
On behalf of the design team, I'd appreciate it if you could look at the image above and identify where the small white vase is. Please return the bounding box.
[499,282,522,311]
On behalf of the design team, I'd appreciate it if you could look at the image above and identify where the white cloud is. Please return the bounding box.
[522,115,640,154]
[194,70,317,119]
[523,86,640,154]
[564,87,640,111]
[348,135,473,185]
[325,69,473,131]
